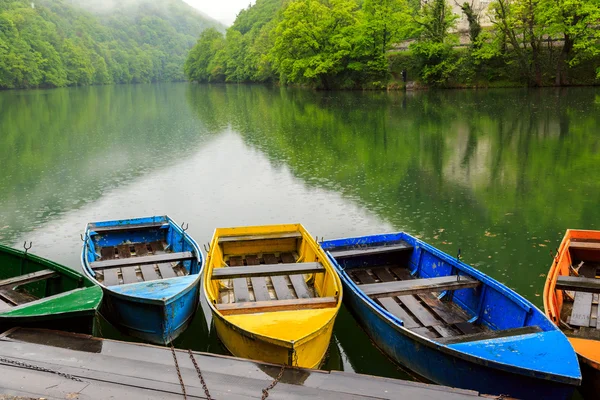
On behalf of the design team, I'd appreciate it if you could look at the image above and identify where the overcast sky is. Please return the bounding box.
[183,0,254,26]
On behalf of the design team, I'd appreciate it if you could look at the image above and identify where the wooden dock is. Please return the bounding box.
[0,328,498,399]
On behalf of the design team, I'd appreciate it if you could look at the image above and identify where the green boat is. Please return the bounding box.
[0,243,102,335]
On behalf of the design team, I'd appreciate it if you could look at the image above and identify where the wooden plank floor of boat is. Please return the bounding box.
[98,240,186,287]
[0,327,487,399]
[349,266,482,340]
[225,252,316,303]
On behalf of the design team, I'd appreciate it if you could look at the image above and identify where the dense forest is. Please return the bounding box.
[0,0,223,89]
[184,0,600,89]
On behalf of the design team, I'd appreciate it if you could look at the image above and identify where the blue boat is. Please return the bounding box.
[321,232,581,399]
[81,216,203,345]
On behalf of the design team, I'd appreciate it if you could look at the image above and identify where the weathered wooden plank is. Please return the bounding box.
[211,262,324,280]
[557,276,600,293]
[431,325,458,338]
[102,269,120,286]
[0,269,57,288]
[0,289,37,305]
[262,253,279,265]
[140,265,161,282]
[360,276,480,299]
[289,275,311,299]
[352,269,376,284]
[149,241,165,253]
[233,278,251,303]
[90,221,168,233]
[157,264,177,279]
[329,242,413,259]
[371,268,397,283]
[134,244,149,257]
[378,297,420,329]
[597,296,600,330]
[0,297,12,311]
[120,267,139,284]
[398,295,439,327]
[218,232,302,243]
[251,277,271,301]
[100,247,116,260]
[390,267,412,280]
[216,297,337,315]
[243,254,270,301]
[418,293,466,325]
[454,321,480,335]
[271,276,293,300]
[117,245,132,259]
[570,242,600,251]
[571,291,593,327]
[438,326,542,344]
[279,252,296,264]
[245,255,260,266]
[411,326,437,339]
[91,252,194,270]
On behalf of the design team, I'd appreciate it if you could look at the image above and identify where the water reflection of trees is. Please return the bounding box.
[185,84,600,300]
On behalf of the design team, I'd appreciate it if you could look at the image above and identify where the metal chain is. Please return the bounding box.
[187,349,212,400]
[0,356,83,382]
[261,364,285,400]
[169,343,187,399]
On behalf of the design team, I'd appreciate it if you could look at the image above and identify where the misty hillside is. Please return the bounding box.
[0,0,224,89]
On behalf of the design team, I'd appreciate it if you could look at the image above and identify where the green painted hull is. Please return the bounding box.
[0,244,102,335]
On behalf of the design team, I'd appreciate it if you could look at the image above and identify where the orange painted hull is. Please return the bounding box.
[543,229,600,398]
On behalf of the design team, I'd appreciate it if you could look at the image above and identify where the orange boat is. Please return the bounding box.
[544,229,600,399]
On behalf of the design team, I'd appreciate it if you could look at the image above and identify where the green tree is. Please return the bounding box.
[184,28,226,82]
[270,0,360,89]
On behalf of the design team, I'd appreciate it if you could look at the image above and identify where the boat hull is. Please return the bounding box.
[211,309,335,368]
[342,276,575,399]
[102,277,200,345]
[81,216,204,344]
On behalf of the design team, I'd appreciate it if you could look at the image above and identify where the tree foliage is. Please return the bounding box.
[0,0,223,89]
[184,0,600,88]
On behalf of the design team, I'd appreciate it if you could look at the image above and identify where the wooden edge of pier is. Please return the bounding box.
[0,327,494,400]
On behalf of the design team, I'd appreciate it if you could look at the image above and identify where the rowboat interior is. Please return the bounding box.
[554,239,600,336]
[209,231,337,313]
[0,244,94,312]
[328,240,549,344]
[205,225,342,367]
[87,220,197,287]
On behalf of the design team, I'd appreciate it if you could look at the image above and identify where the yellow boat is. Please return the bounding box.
[204,224,342,368]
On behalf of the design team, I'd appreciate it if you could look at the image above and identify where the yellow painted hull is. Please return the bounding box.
[204,224,342,368]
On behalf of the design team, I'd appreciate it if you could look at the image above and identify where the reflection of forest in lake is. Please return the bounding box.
[186,85,600,301]
[0,84,217,244]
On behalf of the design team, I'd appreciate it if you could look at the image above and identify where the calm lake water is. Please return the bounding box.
[1,83,600,383]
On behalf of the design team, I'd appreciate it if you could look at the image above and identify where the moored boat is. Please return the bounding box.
[321,232,581,400]
[81,215,203,345]
[204,224,342,368]
[544,229,600,399]
[0,243,102,334]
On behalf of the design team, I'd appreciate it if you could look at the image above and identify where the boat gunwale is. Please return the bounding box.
[322,231,582,386]
[80,215,204,304]
[203,224,342,349]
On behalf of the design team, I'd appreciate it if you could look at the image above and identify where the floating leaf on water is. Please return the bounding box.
[538,243,547,247]
[539,273,546,277]
[535,293,540,297]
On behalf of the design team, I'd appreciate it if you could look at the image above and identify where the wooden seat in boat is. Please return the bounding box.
[560,264,600,328]
[89,221,169,233]
[350,266,486,340]
[213,252,328,314]
[0,269,56,307]
[437,326,542,344]
[218,232,302,243]
[327,242,413,259]
[359,275,479,298]
[96,241,189,286]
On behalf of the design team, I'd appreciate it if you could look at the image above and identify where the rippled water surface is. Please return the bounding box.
[1,83,600,383]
